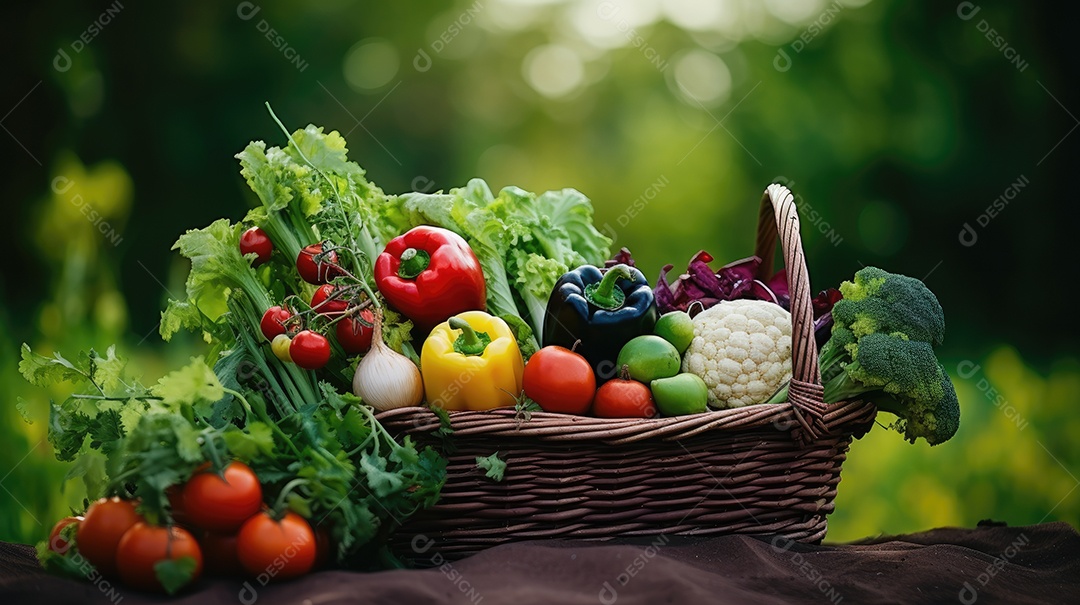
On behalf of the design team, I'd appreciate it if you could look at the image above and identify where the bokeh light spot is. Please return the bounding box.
[523,44,586,98]
[672,49,732,106]
[343,39,400,91]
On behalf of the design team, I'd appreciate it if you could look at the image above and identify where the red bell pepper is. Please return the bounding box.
[374,226,487,330]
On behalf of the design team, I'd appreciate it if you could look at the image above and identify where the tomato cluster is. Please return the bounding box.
[244,230,377,371]
[522,345,658,418]
[47,462,322,593]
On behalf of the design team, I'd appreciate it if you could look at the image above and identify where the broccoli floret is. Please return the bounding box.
[823,333,960,445]
[865,364,960,446]
[831,266,945,348]
[767,266,959,445]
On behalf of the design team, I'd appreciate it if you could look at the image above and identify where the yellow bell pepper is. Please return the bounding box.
[421,311,524,411]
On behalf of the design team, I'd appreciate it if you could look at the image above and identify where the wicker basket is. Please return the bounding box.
[376,184,878,562]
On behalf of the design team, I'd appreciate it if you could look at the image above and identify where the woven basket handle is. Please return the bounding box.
[754,184,828,441]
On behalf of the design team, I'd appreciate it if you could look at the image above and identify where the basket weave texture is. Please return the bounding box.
[377,184,877,561]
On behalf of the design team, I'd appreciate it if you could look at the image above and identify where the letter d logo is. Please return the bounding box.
[958,222,978,247]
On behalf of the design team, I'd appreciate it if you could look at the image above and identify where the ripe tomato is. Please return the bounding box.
[181,462,263,532]
[240,227,273,266]
[76,497,144,576]
[48,515,82,555]
[523,346,596,415]
[116,523,203,593]
[290,330,331,370]
[296,243,341,284]
[310,284,348,317]
[593,375,657,418]
[260,306,293,341]
[335,309,375,355]
[237,512,316,580]
[199,531,244,577]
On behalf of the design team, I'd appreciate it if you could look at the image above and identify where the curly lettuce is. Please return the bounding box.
[380,178,611,346]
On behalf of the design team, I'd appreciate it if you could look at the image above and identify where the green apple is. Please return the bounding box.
[654,311,695,355]
[651,373,709,416]
[616,335,681,383]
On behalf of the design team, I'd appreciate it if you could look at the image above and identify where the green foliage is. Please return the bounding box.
[389,178,611,342]
[155,556,199,595]
[476,452,507,482]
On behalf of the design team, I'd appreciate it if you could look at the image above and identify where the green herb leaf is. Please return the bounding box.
[19,345,86,388]
[337,406,372,450]
[154,357,225,409]
[89,409,126,454]
[159,300,206,342]
[16,397,33,424]
[86,346,125,392]
[63,450,107,499]
[155,556,199,595]
[48,402,92,461]
[513,396,542,423]
[475,452,507,482]
[360,453,405,497]
[222,423,275,461]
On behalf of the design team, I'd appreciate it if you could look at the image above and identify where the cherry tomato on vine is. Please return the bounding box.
[116,523,203,592]
[310,284,348,317]
[181,462,263,532]
[237,512,316,580]
[296,243,342,284]
[593,372,657,418]
[260,306,293,340]
[77,497,144,576]
[240,227,273,267]
[523,346,596,415]
[335,309,375,355]
[48,515,82,555]
[290,330,331,370]
[271,334,293,363]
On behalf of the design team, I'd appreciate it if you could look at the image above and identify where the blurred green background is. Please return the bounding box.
[2,0,1077,544]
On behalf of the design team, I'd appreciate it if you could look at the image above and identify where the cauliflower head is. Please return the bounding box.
[683,300,792,408]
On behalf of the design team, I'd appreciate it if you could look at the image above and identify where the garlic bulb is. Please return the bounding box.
[352,309,424,411]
